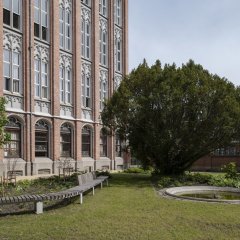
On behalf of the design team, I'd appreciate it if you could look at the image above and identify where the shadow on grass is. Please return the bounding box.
[0,197,79,217]
[110,173,151,189]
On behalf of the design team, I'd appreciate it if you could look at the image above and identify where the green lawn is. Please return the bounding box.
[0,173,240,240]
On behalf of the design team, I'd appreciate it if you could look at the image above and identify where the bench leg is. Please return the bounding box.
[92,186,95,195]
[101,182,103,189]
[80,193,83,204]
[106,179,109,186]
[35,201,43,214]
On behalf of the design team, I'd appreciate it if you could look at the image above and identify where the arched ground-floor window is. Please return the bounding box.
[100,128,107,157]
[4,117,21,158]
[82,126,92,157]
[35,120,49,157]
[60,123,72,157]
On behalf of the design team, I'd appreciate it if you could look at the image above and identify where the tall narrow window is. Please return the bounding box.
[99,71,108,110]
[82,126,92,157]
[34,59,49,99]
[81,64,91,108]
[35,120,49,157]
[81,8,91,59]
[59,55,72,104]
[3,0,21,30]
[3,44,22,94]
[81,0,91,7]
[34,45,49,99]
[59,66,72,104]
[115,0,122,26]
[99,0,107,17]
[34,0,49,41]
[100,129,107,157]
[4,117,21,158]
[60,123,72,157]
[116,38,121,72]
[59,1,72,51]
[99,20,107,66]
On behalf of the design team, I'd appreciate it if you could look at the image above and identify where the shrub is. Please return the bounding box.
[221,162,239,180]
[124,167,146,174]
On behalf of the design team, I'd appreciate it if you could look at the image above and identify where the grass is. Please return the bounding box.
[0,173,240,240]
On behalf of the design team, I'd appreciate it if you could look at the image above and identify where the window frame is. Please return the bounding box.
[35,120,50,158]
[99,21,108,66]
[81,68,91,109]
[59,4,72,51]
[60,123,73,158]
[100,129,107,157]
[82,126,92,157]
[3,48,22,94]
[99,71,108,111]
[4,117,21,158]
[99,0,108,17]
[3,0,22,31]
[81,8,91,60]
[60,66,72,104]
[34,0,49,42]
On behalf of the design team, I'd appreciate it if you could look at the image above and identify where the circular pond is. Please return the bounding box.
[164,186,240,204]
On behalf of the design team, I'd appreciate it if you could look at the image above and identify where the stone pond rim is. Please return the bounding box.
[164,186,240,204]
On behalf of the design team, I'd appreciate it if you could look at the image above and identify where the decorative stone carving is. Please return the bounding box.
[34,43,49,63]
[100,69,108,82]
[81,7,91,23]
[114,28,122,41]
[34,100,51,114]
[99,18,107,32]
[114,75,122,90]
[4,95,23,110]
[82,62,91,77]
[3,31,22,53]
[82,109,92,120]
[59,0,72,12]
[60,105,73,117]
[60,53,72,70]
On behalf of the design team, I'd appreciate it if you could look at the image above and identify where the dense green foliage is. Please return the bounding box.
[221,162,239,180]
[0,97,10,147]
[102,60,240,174]
[1,174,240,240]
[155,172,240,189]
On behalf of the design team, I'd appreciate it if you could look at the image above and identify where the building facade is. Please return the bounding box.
[0,0,128,176]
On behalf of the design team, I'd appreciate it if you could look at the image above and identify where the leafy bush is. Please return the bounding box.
[155,172,240,189]
[124,167,147,174]
[96,171,112,178]
[221,162,239,180]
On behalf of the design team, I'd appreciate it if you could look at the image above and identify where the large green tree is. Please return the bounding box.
[102,60,240,174]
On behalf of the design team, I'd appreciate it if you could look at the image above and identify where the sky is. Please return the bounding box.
[129,0,240,86]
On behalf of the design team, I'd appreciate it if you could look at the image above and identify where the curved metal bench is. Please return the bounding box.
[0,172,109,214]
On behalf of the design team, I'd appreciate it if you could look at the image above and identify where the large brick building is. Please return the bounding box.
[0,0,128,176]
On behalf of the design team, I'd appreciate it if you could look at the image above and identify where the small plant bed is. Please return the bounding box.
[123,167,151,174]
[0,174,78,215]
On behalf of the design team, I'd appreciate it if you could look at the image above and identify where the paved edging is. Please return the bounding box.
[164,186,240,204]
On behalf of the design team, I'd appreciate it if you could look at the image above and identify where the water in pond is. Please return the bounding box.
[180,191,240,200]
